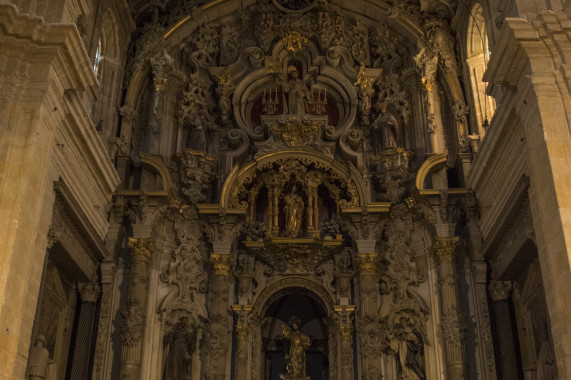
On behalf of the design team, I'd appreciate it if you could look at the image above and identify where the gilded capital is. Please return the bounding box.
[154,77,168,92]
[128,238,155,263]
[236,325,250,340]
[432,236,459,262]
[210,254,233,276]
[423,78,435,92]
[356,253,379,275]
[488,281,513,301]
[339,326,352,338]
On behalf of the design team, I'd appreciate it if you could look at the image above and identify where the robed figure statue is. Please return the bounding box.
[281,316,311,380]
[163,317,195,380]
[373,102,400,153]
[283,185,304,237]
[284,66,312,115]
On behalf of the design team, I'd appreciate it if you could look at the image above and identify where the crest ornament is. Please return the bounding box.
[282,31,308,55]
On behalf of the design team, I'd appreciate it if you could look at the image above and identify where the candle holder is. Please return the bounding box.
[262,88,279,115]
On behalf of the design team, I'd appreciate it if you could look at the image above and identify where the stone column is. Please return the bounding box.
[69,282,101,380]
[355,239,382,380]
[488,280,520,380]
[433,236,468,379]
[511,282,537,380]
[414,51,446,154]
[92,261,115,380]
[336,306,355,380]
[148,51,173,155]
[232,305,253,380]
[119,238,154,380]
[204,252,233,380]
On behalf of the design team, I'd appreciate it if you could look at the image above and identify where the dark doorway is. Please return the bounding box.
[262,290,329,380]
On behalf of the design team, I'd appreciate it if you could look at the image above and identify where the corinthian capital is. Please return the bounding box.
[78,282,101,303]
[356,253,379,275]
[210,254,233,276]
[128,238,155,263]
[488,281,513,301]
[432,236,459,262]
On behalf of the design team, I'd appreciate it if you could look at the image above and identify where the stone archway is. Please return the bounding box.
[262,288,330,380]
[232,276,349,380]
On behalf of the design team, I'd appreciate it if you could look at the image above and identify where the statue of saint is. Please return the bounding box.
[163,317,195,380]
[284,66,312,115]
[281,316,311,380]
[186,118,207,152]
[373,102,400,152]
[390,317,425,380]
[28,335,49,380]
[283,185,304,237]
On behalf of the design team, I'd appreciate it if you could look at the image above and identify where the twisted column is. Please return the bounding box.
[489,281,519,380]
[433,236,468,379]
[119,238,154,380]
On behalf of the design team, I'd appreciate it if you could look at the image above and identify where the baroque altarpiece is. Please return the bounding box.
[10,0,562,379]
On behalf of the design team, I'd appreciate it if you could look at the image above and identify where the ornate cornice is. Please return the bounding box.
[128,238,155,263]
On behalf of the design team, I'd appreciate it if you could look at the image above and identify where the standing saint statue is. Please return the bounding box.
[283,185,304,237]
[284,66,312,115]
[281,316,311,380]
[28,335,49,380]
[163,317,195,380]
[390,316,425,380]
[373,102,400,152]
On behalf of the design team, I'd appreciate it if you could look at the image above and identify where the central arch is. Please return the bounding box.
[247,277,338,380]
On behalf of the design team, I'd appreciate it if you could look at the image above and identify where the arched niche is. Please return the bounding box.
[220,150,367,237]
[246,277,337,380]
[260,288,331,380]
[231,38,357,141]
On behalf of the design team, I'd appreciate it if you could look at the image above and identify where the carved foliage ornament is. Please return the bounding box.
[282,31,308,55]
[128,237,155,263]
[432,236,458,262]
[356,253,379,275]
[210,254,233,276]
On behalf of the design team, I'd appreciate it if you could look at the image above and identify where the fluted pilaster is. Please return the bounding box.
[433,236,468,379]
[119,237,154,380]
